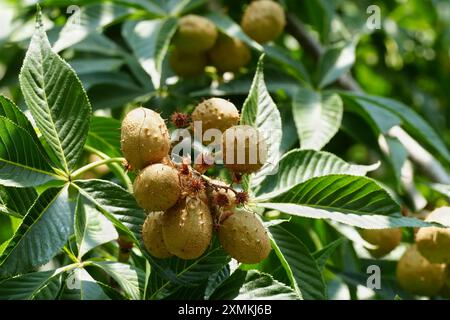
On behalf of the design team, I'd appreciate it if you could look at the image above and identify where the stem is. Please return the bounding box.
[63,245,79,263]
[84,145,133,192]
[72,157,125,179]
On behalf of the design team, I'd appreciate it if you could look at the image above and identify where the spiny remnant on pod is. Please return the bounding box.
[208,34,251,73]
[169,48,207,78]
[142,212,173,259]
[173,14,218,54]
[133,163,181,212]
[191,98,240,133]
[396,244,446,296]
[210,179,236,211]
[415,207,450,264]
[218,208,271,264]
[121,107,170,170]
[222,125,268,173]
[241,0,286,44]
[359,228,402,258]
[162,196,213,260]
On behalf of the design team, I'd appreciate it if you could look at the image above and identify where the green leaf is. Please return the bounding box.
[206,12,263,51]
[0,187,73,278]
[204,265,230,300]
[19,11,92,173]
[0,186,38,218]
[86,116,121,158]
[342,95,401,134]
[147,239,231,293]
[269,223,326,300]
[53,3,132,52]
[72,179,145,243]
[60,268,110,300]
[430,183,450,198]
[341,92,450,164]
[159,0,207,15]
[0,269,62,300]
[318,41,356,88]
[312,238,345,271]
[0,95,41,147]
[240,55,283,186]
[0,117,56,187]
[122,17,178,89]
[91,261,145,300]
[74,196,118,259]
[255,149,379,199]
[293,88,343,150]
[257,175,439,229]
[69,58,124,75]
[210,270,299,300]
[263,44,310,83]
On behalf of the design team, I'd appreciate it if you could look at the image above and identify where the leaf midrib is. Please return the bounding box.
[34,31,69,173]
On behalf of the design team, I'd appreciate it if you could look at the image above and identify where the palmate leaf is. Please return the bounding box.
[293,88,343,150]
[0,269,62,300]
[255,149,379,199]
[240,55,283,186]
[257,175,439,229]
[210,270,299,300]
[0,187,73,278]
[90,261,145,300]
[269,223,326,300]
[0,186,38,218]
[74,196,118,259]
[0,117,56,187]
[122,17,178,89]
[19,10,92,173]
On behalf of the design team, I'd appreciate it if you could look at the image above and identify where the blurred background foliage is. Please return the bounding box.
[0,0,449,300]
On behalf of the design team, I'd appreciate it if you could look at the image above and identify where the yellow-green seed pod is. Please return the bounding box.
[173,15,218,53]
[133,164,181,212]
[121,107,170,170]
[241,0,286,44]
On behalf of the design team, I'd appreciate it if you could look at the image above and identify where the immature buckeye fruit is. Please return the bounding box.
[360,228,402,258]
[192,98,240,133]
[218,209,271,264]
[241,0,286,44]
[169,49,207,77]
[173,15,218,53]
[416,207,450,263]
[162,197,213,259]
[208,34,251,72]
[396,245,446,296]
[142,212,172,259]
[121,107,170,170]
[222,125,268,173]
[133,164,181,212]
